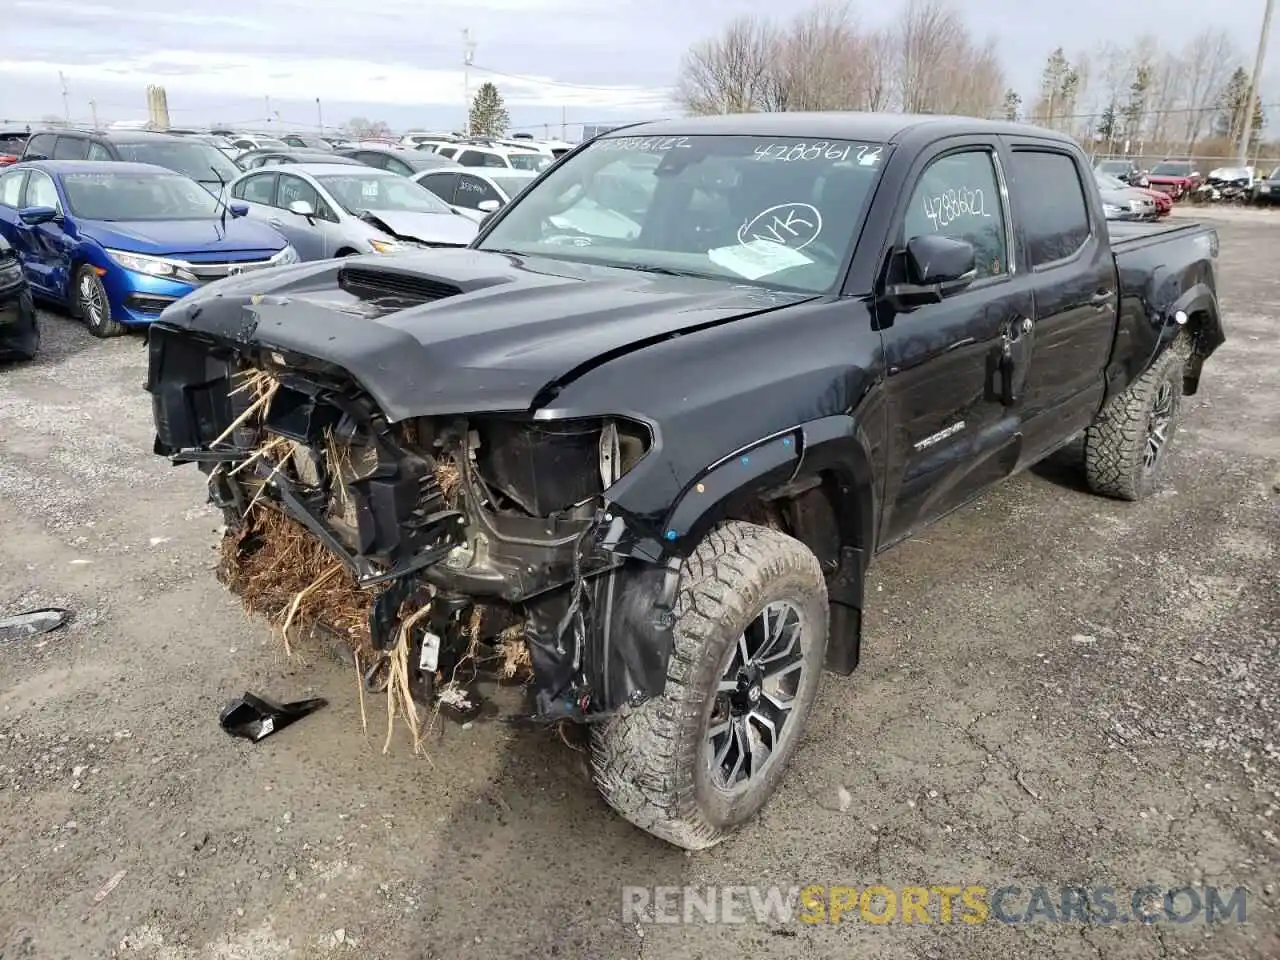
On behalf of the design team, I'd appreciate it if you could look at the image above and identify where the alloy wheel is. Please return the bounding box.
[705,601,807,792]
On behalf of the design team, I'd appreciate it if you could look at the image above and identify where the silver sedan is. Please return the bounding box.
[222,163,478,260]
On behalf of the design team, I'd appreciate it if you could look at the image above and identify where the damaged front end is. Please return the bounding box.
[146,322,679,722]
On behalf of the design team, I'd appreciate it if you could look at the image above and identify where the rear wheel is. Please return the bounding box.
[73,266,126,338]
[1083,338,1189,501]
[590,521,828,850]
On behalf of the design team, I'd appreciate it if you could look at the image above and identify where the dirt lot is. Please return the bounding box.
[1,212,1277,960]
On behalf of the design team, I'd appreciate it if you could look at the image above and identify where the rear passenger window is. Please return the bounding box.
[905,150,1008,279]
[1010,151,1091,266]
[24,134,55,159]
[235,173,276,204]
[86,142,112,160]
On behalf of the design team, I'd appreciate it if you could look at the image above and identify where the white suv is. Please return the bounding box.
[434,143,551,172]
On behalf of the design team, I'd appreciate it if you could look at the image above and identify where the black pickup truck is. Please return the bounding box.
[145,113,1223,850]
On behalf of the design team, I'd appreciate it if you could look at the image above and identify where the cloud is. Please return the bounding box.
[0,51,673,114]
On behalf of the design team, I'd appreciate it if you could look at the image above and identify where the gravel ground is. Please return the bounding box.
[0,212,1277,960]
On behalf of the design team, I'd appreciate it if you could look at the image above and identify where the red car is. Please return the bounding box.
[1138,187,1173,216]
[1145,159,1201,200]
[0,130,29,168]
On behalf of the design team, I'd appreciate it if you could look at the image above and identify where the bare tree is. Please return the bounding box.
[1146,49,1186,148]
[674,16,775,115]
[1179,29,1239,148]
[858,27,897,111]
[763,0,864,111]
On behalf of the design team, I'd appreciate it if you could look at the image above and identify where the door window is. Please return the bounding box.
[455,174,502,210]
[276,174,334,220]
[385,156,412,177]
[0,170,25,207]
[86,141,113,160]
[24,134,56,159]
[356,152,390,170]
[436,146,458,159]
[904,149,1008,279]
[418,172,460,203]
[25,171,61,211]
[234,173,277,204]
[52,137,90,160]
[458,150,503,168]
[1010,151,1092,267]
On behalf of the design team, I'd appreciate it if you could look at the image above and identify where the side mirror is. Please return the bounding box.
[18,205,58,225]
[228,201,249,218]
[884,234,977,311]
[287,199,316,220]
[905,234,976,286]
[476,199,500,213]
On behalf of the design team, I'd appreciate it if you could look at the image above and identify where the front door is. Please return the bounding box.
[16,170,74,297]
[875,140,1035,546]
[272,174,329,261]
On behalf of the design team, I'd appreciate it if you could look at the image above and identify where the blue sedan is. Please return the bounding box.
[0,160,297,337]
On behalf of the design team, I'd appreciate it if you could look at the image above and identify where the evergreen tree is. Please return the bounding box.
[1001,89,1021,122]
[1096,104,1118,143]
[1120,63,1151,141]
[1214,67,1266,148]
[469,82,510,137]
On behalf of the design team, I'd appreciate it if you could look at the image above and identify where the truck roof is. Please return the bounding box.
[617,112,1076,145]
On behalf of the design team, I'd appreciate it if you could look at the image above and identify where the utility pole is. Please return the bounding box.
[316,97,323,135]
[1239,0,1275,164]
[462,28,476,137]
[561,105,566,140]
[265,95,272,130]
[89,98,98,130]
[58,72,70,123]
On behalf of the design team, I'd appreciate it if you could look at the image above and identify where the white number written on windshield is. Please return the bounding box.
[596,136,692,152]
[753,142,881,164]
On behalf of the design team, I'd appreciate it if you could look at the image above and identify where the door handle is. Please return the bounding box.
[1002,316,1033,342]
[1089,290,1114,306]
[267,218,284,228]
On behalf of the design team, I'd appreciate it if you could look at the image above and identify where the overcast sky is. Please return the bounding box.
[1,0,1275,138]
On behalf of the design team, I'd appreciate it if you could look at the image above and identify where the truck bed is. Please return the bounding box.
[1107,218,1208,253]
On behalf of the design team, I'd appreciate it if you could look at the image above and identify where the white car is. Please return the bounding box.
[228,134,291,154]
[413,168,538,222]
[432,142,551,172]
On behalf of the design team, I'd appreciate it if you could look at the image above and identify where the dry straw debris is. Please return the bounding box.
[215,368,531,752]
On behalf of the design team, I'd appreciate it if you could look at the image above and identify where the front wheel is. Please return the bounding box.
[590,521,829,850]
[73,266,126,338]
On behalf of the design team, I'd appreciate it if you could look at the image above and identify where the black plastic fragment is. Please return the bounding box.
[0,608,72,643]
[218,692,327,742]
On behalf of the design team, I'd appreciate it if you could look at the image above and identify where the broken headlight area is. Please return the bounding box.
[147,326,676,726]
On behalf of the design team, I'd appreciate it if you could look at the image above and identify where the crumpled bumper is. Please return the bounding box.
[0,268,38,362]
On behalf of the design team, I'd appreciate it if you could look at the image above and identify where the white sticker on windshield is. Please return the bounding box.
[361,180,378,198]
[708,240,813,280]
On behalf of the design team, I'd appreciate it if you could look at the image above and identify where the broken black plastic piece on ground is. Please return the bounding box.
[0,608,72,643]
[218,692,328,742]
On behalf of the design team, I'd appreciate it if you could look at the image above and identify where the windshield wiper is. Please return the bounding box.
[610,263,722,280]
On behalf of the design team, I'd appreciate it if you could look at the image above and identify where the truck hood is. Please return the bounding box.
[154,248,815,421]
[78,217,287,258]
[359,208,477,246]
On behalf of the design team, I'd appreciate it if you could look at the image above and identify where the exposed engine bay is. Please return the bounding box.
[147,323,681,722]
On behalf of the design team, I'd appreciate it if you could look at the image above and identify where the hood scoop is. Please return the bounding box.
[337,265,463,309]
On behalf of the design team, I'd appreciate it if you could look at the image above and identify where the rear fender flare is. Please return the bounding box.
[1161,283,1222,395]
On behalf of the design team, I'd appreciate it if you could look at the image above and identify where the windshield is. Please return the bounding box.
[115,141,240,183]
[507,152,551,171]
[1095,172,1127,191]
[1151,162,1192,176]
[477,134,886,293]
[62,171,220,221]
[491,175,536,198]
[316,172,452,214]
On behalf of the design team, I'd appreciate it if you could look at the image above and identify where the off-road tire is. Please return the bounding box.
[72,265,127,338]
[590,521,829,851]
[1084,337,1191,501]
